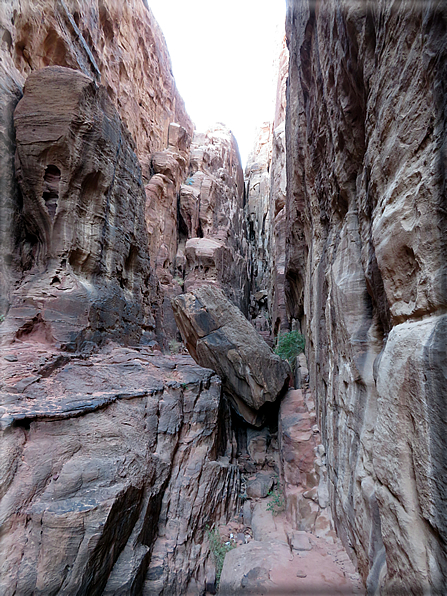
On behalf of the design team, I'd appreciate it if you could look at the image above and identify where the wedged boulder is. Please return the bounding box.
[171,285,290,426]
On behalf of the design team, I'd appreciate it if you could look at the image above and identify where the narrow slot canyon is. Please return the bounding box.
[0,1,446,595]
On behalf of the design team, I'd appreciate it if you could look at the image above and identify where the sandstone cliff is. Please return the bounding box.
[0,0,193,345]
[285,1,447,592]
[2,66,159,349]
[0,3,243,594]
[178,124,249,314]
[2,0,446,593]
[0,0,192,169]
[245,37,289,342]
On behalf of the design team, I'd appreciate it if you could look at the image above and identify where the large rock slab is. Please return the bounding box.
[171,285,290,426]
[0,343,239,595]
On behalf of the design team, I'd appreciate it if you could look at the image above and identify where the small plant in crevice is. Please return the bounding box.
[0,314,5,324]
[206,526,236,587]
[168,339,182,355]
[274,330,305,373]
[266,478,285,516]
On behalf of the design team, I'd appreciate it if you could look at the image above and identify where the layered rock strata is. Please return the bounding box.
[1,66,159,349]
[177,125,249,314]
[0,0,192,172]
[145,122,192,342]
[172,285,290,427]
[0,0,193,344]
[0,342,239,595]
[285,0,447,592]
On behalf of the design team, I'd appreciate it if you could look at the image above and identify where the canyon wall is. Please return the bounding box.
[2,65,159,350]
[0,2,245,594]
[0,0,192,168]
[0,0,193,345]
[0,343,239,595]
[0,0,250,347]
[245,38,289,341]
[178,125,249,314]
[285,0,447,592]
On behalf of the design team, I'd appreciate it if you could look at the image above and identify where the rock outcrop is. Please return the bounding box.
[172,285,290,426]
[145,122,192,342]
[177,125,249,314]
[0,0,193,347]
[0,342,239,595]
[245,37,289,341]
[0,66,159,350]
[285,0,447,592]
[0,0,192,172]
[0,5,247,595]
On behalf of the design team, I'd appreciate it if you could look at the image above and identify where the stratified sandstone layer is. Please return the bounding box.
[178,125,249,314]
[0,0,193,344]
[0,66,158,349]
[0,343,239,595]
[0,0,192,173]
[285,0,447,592]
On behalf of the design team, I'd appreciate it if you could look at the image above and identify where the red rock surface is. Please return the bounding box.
[0,0,192,174]
[220,503,363,595]
[1,66,159,350]
[0,0,193,347]
[178,124,250,314]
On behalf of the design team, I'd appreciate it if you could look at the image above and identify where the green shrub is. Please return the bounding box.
[266,479,285,516]
[168,339,182,354]
[207,526,236,586]
[0,314,4,324]
[274,330,305,372]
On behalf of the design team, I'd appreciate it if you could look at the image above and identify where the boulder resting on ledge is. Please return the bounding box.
[172,285,290,425]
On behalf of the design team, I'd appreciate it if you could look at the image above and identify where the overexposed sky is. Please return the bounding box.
[147,0,286,166]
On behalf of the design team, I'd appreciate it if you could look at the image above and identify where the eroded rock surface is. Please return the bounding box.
[172,285,290,426]
[285,0,447,591]
[177,125,249,314]
[0,343,239,595]
[0,0,192,173]
[245,37,289,341]
[0,0,194,348]
[0,66,159,350]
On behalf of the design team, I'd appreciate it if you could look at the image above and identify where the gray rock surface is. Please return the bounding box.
[0,344,239,595]
[246,473,274,499]
[285,0,447,591]
[171,285,290,426]
[245,38,289,339]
